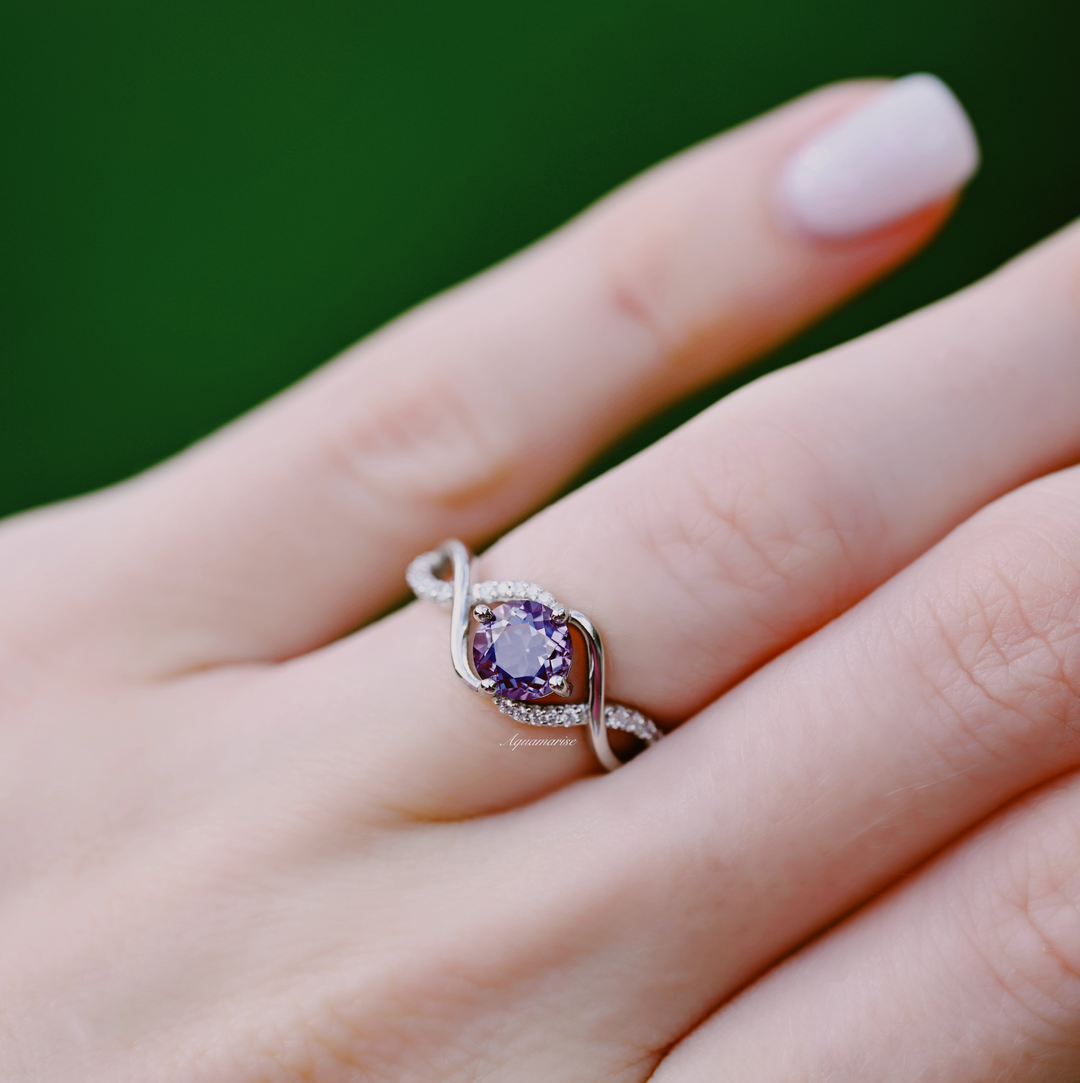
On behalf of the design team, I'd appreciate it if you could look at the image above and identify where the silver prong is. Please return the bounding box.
[551,604,569,624]
[473,604,495,624]
[478,678,498,695]
[549,675,573,698]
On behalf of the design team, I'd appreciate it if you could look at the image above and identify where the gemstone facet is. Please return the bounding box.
[472,600,573,701]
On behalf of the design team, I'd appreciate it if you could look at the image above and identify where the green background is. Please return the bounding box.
[2,0,1077,519]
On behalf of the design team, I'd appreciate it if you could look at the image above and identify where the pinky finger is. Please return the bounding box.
[654,773,1080,1082]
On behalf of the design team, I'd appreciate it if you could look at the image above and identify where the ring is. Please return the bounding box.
[407,539,661,771]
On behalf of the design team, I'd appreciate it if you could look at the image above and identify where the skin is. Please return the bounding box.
[4,79,1080,1080]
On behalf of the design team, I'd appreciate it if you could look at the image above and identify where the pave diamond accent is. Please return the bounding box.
[494,698,588,727]
[406,552,557,610]
[493,697,662,744]
[471,580,557,608]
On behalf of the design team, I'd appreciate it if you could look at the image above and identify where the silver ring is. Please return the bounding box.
[407,539,660,771]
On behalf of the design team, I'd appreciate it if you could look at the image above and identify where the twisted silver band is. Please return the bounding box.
[407,540,661,771]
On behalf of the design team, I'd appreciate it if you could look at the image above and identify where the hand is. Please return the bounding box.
[2,74,1075,1082]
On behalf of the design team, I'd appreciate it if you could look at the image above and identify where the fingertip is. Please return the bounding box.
[775,73,980,241]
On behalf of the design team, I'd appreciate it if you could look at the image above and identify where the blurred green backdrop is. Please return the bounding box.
[2,0,1077,518]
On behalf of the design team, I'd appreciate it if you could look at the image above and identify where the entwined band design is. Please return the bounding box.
[407,540,661,771]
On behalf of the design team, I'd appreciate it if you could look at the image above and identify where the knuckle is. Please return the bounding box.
[589,213,678,365]
[320,345,516,517]
[635,410,863,636]
[971,796,1080,1049]
[915,510,1080,761]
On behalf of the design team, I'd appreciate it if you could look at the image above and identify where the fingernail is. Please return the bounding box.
[777,74,980,238]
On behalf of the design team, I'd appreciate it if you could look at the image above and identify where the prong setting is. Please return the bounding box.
[408,540,660,769]
[549,675,573,698]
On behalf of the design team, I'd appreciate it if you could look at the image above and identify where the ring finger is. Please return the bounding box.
[344,451,1080,1081]
[274,207,1080,817]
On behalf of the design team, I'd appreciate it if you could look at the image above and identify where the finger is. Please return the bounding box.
[473,463,1080,1071]
[652,772,1080,1083]
[308,459,1080,1081]
[294,207,1080,818]
[0,78,965,676]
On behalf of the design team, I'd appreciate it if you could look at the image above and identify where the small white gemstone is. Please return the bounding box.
[492,696,659,742]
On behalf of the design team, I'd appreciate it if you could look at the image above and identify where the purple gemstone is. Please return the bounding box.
[472,600,573,701]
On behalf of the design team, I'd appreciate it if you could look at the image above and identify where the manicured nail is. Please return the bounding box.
[778,74,980,238]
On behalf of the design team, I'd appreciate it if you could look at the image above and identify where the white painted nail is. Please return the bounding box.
[778,74,980,239]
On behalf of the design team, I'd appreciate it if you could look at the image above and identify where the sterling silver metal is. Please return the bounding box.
[407,539,661,771]
[548,674,573,698]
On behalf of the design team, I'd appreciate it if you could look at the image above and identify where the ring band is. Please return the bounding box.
[407,540,660,771]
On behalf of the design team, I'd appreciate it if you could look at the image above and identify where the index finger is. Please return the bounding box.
[1,78,973,676]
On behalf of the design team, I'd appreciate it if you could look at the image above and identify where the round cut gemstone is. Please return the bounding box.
[472,600,573,701]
